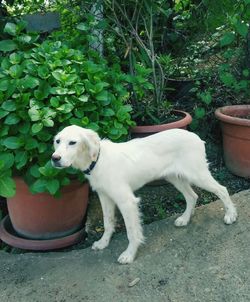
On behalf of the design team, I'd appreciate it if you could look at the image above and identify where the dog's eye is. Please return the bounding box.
[69,141,77,145]
[56,139,60,144]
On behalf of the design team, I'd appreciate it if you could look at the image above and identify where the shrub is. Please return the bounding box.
[0,21,135,198]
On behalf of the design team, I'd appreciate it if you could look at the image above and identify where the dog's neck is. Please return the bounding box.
[82,149,100,175]
[71,145,101,175]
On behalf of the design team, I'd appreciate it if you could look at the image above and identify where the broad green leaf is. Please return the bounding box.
[28,107,40,121]
[1,57,11,69]
[0,109,9,119]
[0,125,9,137]
[6,79,17,97]
[30,165,40,178]
[220,72,235,87]
[0,79,9,91]
[2,136,23,149]
[0,40,17,52]
[77,23,90,31]
[38,65,49,79]
[200,92,212,105]
[96,91,110,104]
[50,87,68,95]
[17,34,32,44]
[81,116,89,126]
[235,21,248,38]
[101,108,115,117]
[52,70,63,82]
[2,100,16,111]
[87,122,99,131]
[4,22,18,36]
[57,103,74,113]
[82,103,97,112]
[46,179,60,195]
[19,122,30,134]
[243,69,249,77]
[9,53,22,64]
[25,138,38,150]
[61,177,70,186]
[4,113,20,125]
[32,122,43,133]
[195,107,206,119]
[34,81,50,100]
[0,153,15,170]
[220,32,235,47]
[15,151,28,169]
[50,97,60,107]
[43,119,54,127]
[79,95,89,102]
[9,65,23,78]
[38,143,47,153]
[22,75,40,89]
[39,162,58,177]
[30,179,47,194]
[0,177,16,198]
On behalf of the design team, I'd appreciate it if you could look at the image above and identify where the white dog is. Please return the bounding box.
[52,125,237,264]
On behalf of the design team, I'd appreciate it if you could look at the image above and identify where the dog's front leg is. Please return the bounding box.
[92,192,116,251]
[116,192,144,264]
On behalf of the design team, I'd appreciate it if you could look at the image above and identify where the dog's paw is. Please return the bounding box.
[174,215,189,227]
[224,209,238,224]
[118,250,135,264]
[92,239,109,251]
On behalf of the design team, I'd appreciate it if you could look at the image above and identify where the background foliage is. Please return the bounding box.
[0,0,250,198]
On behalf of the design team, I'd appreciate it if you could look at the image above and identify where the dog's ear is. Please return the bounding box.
[80,129,100,161]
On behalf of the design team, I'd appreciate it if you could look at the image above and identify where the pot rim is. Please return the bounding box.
[215,105,250,126]
[131,110,192,133]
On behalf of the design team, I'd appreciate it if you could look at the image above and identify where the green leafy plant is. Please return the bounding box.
[106,0,176,125]
[0,21,135,198]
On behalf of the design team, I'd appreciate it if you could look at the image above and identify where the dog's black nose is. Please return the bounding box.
[52,154,61,162]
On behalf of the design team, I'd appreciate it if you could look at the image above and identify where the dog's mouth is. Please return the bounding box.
[51,159,70,169]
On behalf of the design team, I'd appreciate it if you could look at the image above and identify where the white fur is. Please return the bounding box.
[52,125,237,264]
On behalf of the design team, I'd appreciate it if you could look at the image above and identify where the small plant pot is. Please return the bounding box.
[131,110,192,138]
[215,105,250,178]
[0,177,89,250]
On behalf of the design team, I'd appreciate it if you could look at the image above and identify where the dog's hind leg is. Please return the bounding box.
[92,192,116,250]
[166,176,198,227]
[191,170,237,224]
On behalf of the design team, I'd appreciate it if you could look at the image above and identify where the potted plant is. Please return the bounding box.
[215,0,250,177]
[107,0,192,137]
[215,105,250,177]
[0,20,135,249]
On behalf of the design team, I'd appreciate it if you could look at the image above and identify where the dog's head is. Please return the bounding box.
[51,125,100,170]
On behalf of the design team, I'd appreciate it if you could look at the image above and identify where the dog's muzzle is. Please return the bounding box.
[51,154,62,167]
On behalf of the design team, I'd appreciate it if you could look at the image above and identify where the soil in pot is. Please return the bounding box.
[131,110,192,138]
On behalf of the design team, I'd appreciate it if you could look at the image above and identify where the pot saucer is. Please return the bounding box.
[0,215,86,251]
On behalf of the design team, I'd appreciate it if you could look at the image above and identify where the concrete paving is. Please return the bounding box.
[0,190,250,302]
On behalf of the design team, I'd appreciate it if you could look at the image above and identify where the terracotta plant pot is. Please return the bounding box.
[215,105,250,177]
[131,110,192,138]
[6,177,89,241]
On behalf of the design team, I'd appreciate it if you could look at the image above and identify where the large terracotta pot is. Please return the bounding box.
[131,110,192,138]
[215,105,250,177]
[7,177,89,240]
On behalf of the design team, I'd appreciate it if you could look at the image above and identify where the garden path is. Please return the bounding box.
[0,190,250,302]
